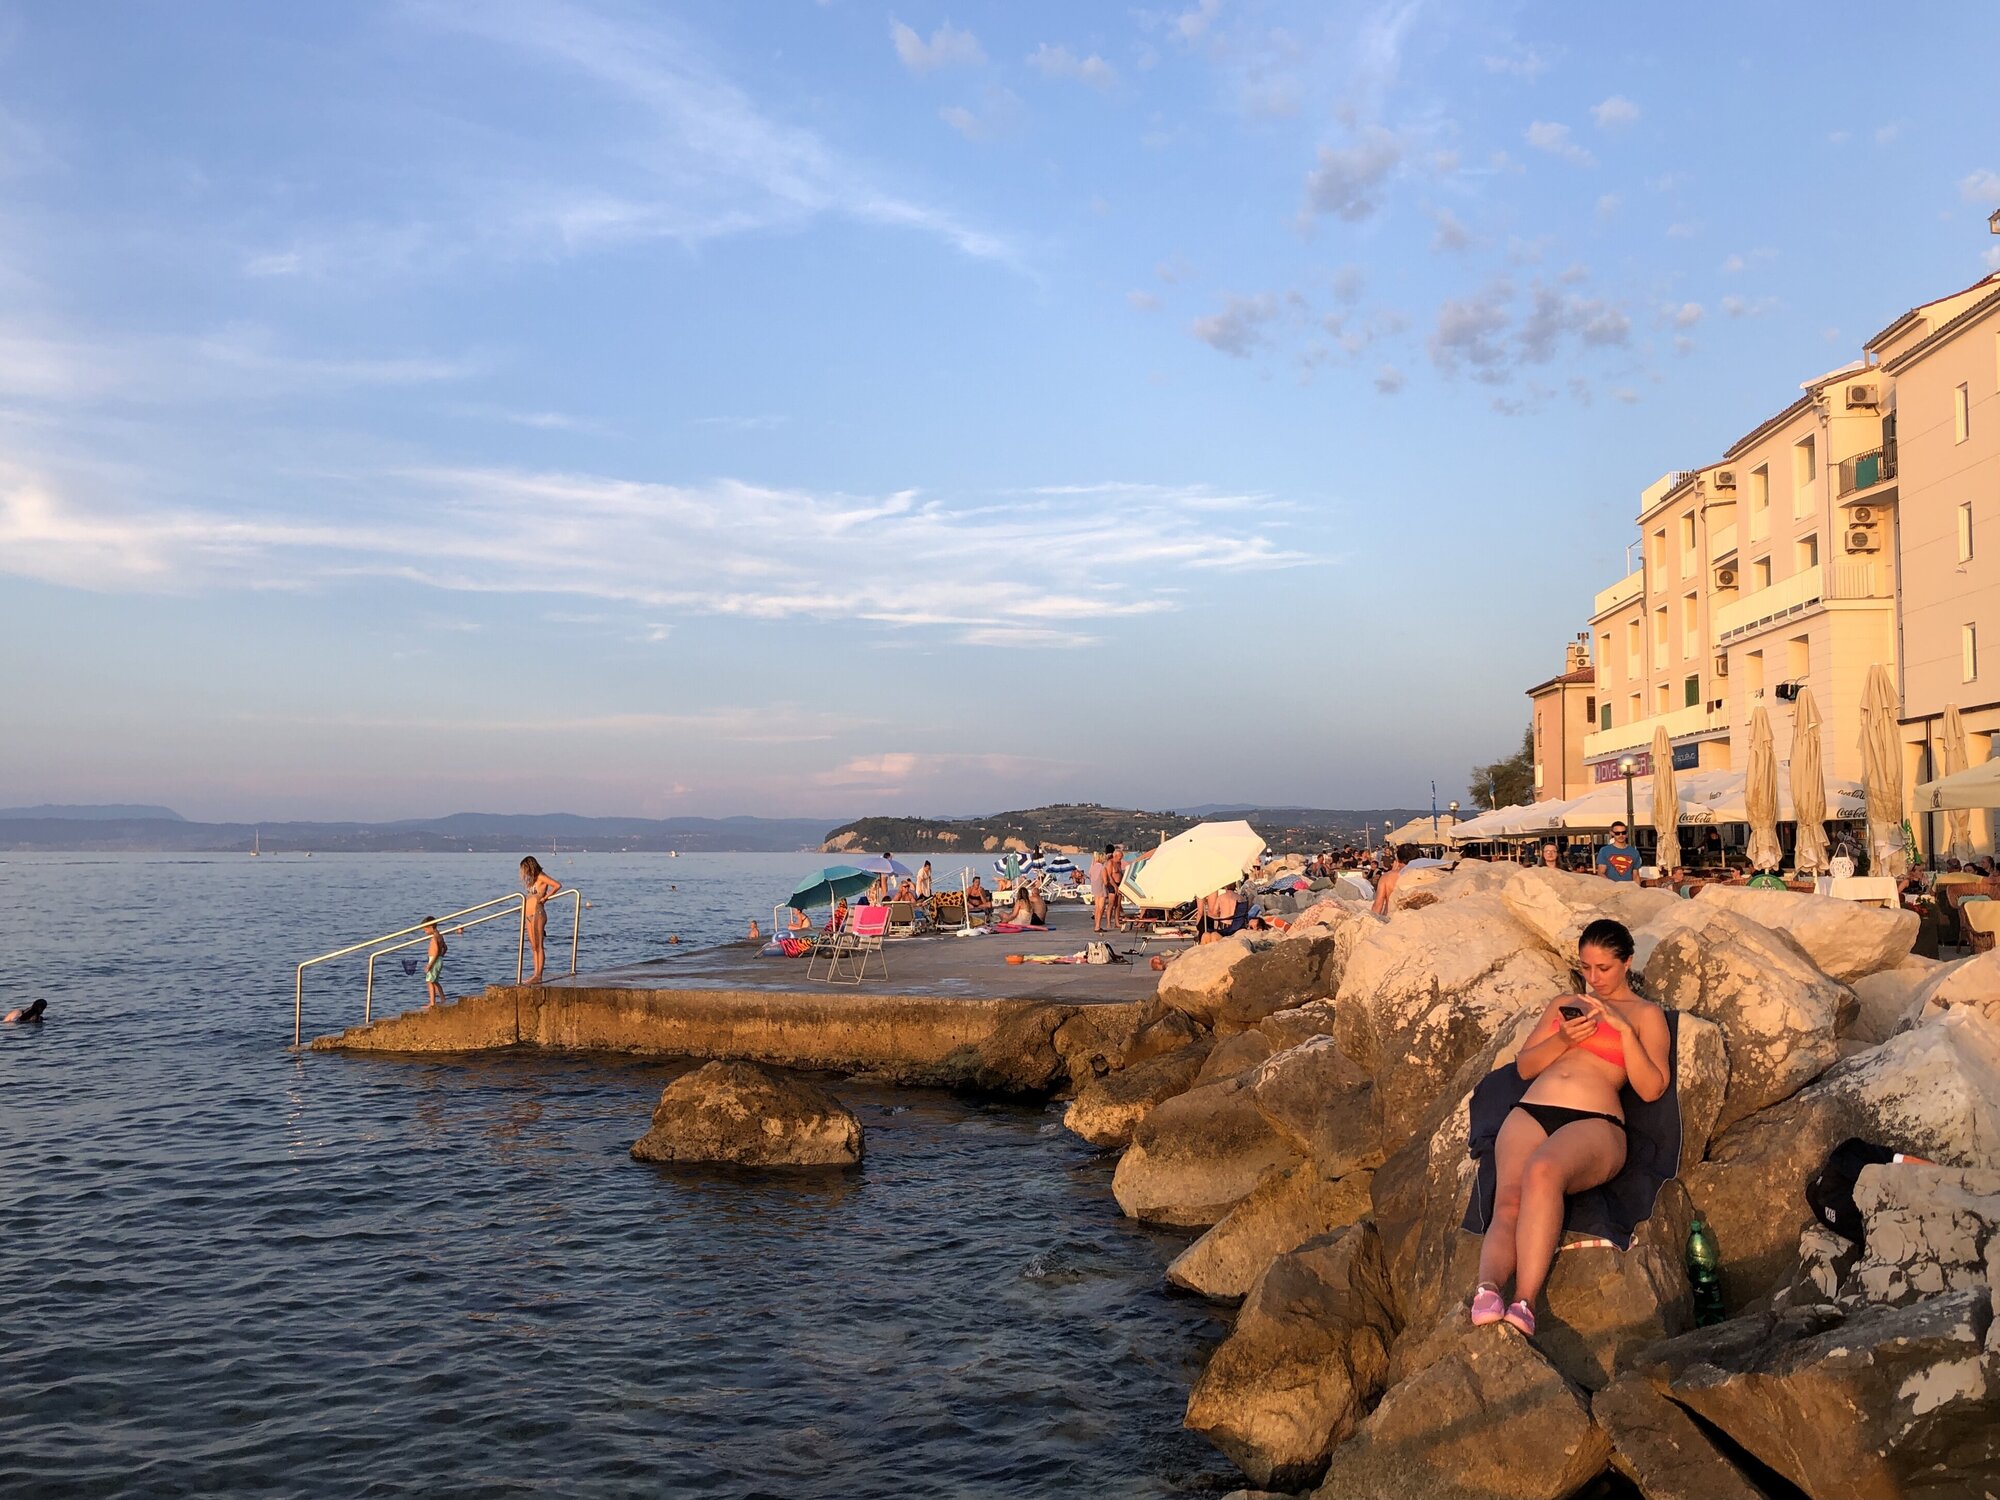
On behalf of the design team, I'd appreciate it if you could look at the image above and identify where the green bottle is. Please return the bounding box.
[1687,1212,1725,1326]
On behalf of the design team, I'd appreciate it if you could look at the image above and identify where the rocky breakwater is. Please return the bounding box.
[632,1061,863,1167]
[1060,860,2000,1496]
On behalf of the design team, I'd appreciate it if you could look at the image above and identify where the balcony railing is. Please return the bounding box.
[1583,700,1729,761]
[1708,523,1737,561]
[1713,564,1822,639]
[1839,445,1898,497]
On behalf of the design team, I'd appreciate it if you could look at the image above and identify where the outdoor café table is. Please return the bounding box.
[1815,875,1899,908]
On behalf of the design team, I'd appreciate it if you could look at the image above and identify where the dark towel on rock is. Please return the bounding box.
[1460,1008,1684,1251]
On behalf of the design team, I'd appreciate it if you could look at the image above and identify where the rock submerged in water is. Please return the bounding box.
[631,1060,863,1168]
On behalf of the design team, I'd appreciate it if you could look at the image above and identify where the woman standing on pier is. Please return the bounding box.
[519,856,562,983]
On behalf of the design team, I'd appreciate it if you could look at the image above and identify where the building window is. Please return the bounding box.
[1682,591,1699,658]
[1788,634,1810,682]
[1680,512,1697,573]
[1752,556,1772,591]
[1585,695,1597,723]
[1792,436,1815,515]
[1956,383,1971,444]
[1629,692,1642,725]
[1966,624,1980,683]
[1749,466,1770,539]
[1650,527,1667,575]
[1654,605,1669,656]
[1601,701,1612,732]
[1627,618,1643,674]
[1684,675,1700,708]
[1656,683,1671,715]
[1745,649,1765,698]
[1797,534,1819,571]
[1961,502,1975,563]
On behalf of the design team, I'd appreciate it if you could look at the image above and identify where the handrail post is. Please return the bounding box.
[295,967,306,1049]
[365,951,376,1023]
[569,890,581,975]
[517,908,526,983]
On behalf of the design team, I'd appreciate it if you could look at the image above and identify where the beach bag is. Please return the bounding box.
[1085,941,1111,965]
[1805,1138,1901,1244]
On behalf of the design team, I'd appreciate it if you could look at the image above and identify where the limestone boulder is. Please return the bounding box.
[1247,1034,1383,1178]
[1120,1006,1206,1068]
[1196,1029,1276,1087]
[631,1061,862,1167]
[1672,1012,1731,1164]
[1849,965,1933,1044]
[1311,1321,1611,1500]
[1062,1038,1212,1149]
[1257,997,1338,1051]
[1630,1290,2000,1498]
[1839,1162,2000,1309]
[1642,908,1854,1130]
[1592,1376,1776,1500]
[1693,882,1918,982]
[1915,948,2000,1025]
[1684,1009,2000,1310]
[1499,865,1680,955]
[1184,1224,1396,1491]
[1112,1074,1303,1226]
[1334,895,1569,1140]
[1158,931,1342,1033]
[1167,1162,1375,1301]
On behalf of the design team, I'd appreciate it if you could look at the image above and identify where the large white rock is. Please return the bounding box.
[1157,930,1342,1032]
[1112,1074,1302,1226]
[1641,907,1855,1130]
[1692,883,1917,982]
[1850,966,1934,1044]
[1499,865,1680,954]
[1840,1162,2000,1309]
[1915,949,2000,1025]
[1333,894,1569,1140]
[1167,1161,1375,1301]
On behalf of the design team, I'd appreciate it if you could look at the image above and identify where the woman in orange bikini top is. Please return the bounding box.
[1468,917,1672,1339]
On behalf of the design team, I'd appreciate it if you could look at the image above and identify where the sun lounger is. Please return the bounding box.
[885,899,919,938]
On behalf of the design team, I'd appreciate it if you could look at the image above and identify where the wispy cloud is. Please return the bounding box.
[1191,293,1279,357]
[1590,95,1640,129]
[1524,120,1593,167]
[890,19,985,73]
[1027,43,1116,89]
[1300,127,1402,222]
[1960,169,2000,205]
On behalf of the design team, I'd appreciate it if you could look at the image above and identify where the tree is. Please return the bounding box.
[1469,726,1535,811]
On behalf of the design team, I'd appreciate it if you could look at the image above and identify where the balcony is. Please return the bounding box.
[1708,523,1737,561]
[1712,565,1822,640]
[1583,700,1729,761]
[1593,568,1644,618]
[1839,445,1898,499]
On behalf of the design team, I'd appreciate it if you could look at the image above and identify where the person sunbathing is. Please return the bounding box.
[1469,918,1671,1337]
[965,877,993,913]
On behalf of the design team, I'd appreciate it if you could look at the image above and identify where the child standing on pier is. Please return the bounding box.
[422,919,448,1007]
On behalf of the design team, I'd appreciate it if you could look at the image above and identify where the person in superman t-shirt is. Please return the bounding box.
[1595,823,1638,882]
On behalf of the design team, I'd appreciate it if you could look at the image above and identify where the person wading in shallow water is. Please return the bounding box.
[1469,918,1670,1337]
[518,856,562,983]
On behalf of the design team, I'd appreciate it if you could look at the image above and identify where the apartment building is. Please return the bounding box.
[1526,634,1596,802]
[1875,272,2000,856]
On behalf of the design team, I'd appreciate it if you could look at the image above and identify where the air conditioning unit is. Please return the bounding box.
[1850,505,1876,525]
[1845,384,1878,409]
[1712,469,1738,490]
[1712,654,1729,677]
[1847,528,1880,552]
[1715,565,1738,588]
[1775,681,1802,702]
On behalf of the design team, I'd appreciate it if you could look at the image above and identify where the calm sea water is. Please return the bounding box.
[0,853,1232,1499]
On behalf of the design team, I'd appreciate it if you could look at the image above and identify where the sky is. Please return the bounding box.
[2,1,1997,822]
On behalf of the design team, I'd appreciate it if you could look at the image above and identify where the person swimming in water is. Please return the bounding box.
[518,856,562,983]
[1469,918,1670,1337]
[4,998,47,1024]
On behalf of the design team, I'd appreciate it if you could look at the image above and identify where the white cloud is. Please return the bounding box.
[1525,121,1593,167]
[1127,289,1160,312]
[1670,302,1703,327]
[1590,95,1640,129]
[890,19,985,73]
[1666,221,1698,239]
[1301,127,1402,222]
[939,88,1024,142]
[1191,293,1279,357]
[1721,294,1775,318]
[0,462,1311,647]
[1594,193,1620,222]
[1373,364,1405,394]
[1482,45,1548,80]
[1027,43,1116,88]
[1176,0,1223,42]
[1429,206,1471,252]
[1874,121,1902,145]
[1720,247,1775,274]
[1427,276,1629,380]
[1960,169,2000,206]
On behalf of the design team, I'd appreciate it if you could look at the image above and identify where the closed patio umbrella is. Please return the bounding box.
[1791,686,1831,876]
[1121,819,1266,906]
[1859,663,1907,878]
[1651,727,1681,874]
[1745,707,1783,873]
[1939,704,1974,863]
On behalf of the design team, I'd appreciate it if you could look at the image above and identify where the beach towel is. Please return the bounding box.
[1460,1008,1684,1251]
[991,922,1049,933]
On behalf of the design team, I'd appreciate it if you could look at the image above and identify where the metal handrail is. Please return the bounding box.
[291,889,585,1046]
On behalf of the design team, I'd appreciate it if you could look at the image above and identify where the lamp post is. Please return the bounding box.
[1619,755,1637,839]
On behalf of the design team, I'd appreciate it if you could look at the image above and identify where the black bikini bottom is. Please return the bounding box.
[1511,1102,1626,1135]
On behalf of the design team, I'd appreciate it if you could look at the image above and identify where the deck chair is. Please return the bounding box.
[930,891,966,928]
[805,911,852,981]
[885,899,919,938]
[828,903,891,984]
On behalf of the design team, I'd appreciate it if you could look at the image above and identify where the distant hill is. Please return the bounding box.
[821,804,1434,856]
[0,809,831,853]
[0,803,186,822]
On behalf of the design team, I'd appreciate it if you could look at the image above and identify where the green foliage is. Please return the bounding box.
[1469,726,1536,811]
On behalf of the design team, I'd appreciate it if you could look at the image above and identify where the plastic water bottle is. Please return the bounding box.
[1687,1213,1725,1326]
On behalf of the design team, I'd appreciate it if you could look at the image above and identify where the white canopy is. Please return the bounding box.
[1121,819,1267,905]
[1914,756,2000,812]
[1386,815,1463,846]
[1685,771,1866,824]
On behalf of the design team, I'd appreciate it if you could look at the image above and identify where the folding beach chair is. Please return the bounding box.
[828,904,891,984]
[805,910,853,981]
[885,899,919,938]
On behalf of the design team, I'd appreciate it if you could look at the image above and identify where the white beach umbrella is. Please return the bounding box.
[1651,727,1682,873]
[1914,752,2000,812]
[1121,819,1266,905]
[1859,663,1907,877]
[1744,708,1783,873]
[1791,687,1831,876]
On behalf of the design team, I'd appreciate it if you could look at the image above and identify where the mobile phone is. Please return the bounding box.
[1558,1003,1587,1021]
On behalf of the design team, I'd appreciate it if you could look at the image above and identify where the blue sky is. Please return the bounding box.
[2,0,1997,821]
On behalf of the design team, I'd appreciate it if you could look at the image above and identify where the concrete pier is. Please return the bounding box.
[312,909,1163,1093]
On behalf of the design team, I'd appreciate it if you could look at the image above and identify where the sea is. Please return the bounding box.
[0,852,1237,1499]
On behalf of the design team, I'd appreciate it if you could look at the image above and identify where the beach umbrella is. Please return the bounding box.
[1651,727,1682,874]
[1745,708,1783,873]
[1045,853,1076,877]
[1915,755,2000,812]
[846,854,914,880]
[786,865,874,910]
[1122,819,1267,906]
[1940,704,1975,862]
[1791,686,1831,876]
[1859,663,1907,878]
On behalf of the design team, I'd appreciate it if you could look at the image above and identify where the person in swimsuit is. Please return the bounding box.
[518,856,562,983]
[422,918,448,1007]
[1088,847,1110,933]
[1372,844,1414,915]
[4,998,47,1024]
[1470,918,1671,1336]
[1102,846,1126,932]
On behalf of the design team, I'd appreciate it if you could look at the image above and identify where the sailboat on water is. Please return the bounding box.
[250,829,261,858]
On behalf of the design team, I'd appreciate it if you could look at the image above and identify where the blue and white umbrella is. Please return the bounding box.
[1045,854,1076,878]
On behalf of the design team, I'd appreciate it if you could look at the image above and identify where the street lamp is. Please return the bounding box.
[1618,755,1637,838]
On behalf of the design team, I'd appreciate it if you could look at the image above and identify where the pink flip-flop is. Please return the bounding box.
[1469,1286,1505,1325]
[1503,1300,1536,1336]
